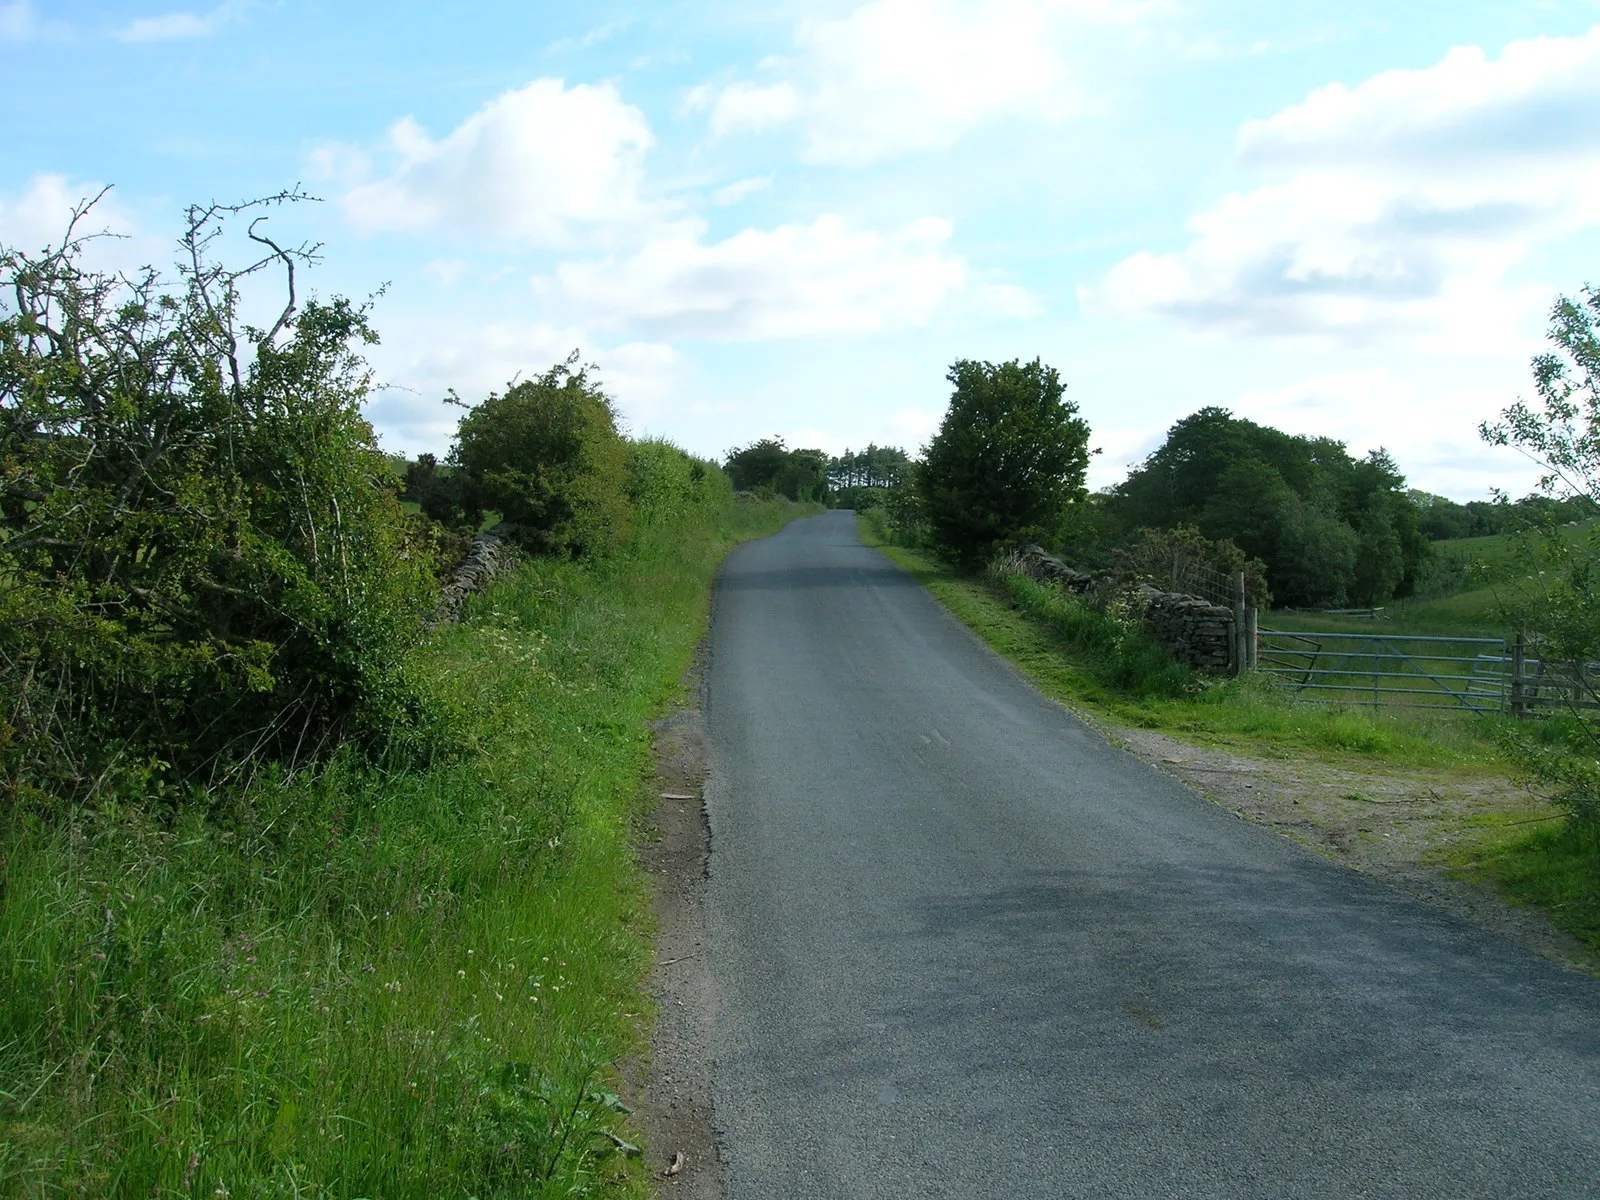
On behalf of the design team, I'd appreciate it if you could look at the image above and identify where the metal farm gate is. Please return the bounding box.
[1257,630,1512,712]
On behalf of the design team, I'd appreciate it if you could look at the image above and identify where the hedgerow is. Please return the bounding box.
[0,194,441,807]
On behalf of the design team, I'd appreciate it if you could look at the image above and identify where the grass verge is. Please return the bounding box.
[0,499,813,1199]
[1451,821,1600,955]
[858,520,1503,770]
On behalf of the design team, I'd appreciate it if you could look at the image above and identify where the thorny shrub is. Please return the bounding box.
[0,192,443,807]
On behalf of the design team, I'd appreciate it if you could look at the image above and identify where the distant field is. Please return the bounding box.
[1266,523,1600,639]
[1269,588,1508,638]
[1435,518,1597,575]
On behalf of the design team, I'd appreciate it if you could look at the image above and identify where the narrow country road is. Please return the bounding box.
[702,510,1600,1199]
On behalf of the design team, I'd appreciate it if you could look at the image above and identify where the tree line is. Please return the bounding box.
[716,436,911,509]
[846,363,1585,612]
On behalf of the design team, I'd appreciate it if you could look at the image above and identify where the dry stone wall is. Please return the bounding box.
[1016,545,1094,592]
[1130,586,1233,672]
[1014,545,1235,674]
[435,533,518,626]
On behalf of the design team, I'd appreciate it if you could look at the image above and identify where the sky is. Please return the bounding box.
[6,1,1600,501]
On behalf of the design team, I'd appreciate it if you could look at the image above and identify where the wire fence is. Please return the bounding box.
[1164,560,1239,610]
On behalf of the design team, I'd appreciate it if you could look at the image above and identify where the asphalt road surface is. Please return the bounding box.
[702,510,1600,1199]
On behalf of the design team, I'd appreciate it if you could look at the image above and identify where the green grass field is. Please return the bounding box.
[1268,586,1509,638]
[1436,518,1598,572]
[0,499,815,1199]
[1268,523,1600,640]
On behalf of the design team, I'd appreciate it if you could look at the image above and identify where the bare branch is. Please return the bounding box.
[247,216,298,351]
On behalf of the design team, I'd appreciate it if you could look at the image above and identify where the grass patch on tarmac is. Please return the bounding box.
[1451,821,1600,955]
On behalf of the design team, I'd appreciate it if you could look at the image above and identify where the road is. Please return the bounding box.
[701,510,1600,1199]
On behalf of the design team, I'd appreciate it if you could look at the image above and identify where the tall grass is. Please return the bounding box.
[0,499,810,1199]
[990,570,1190,699]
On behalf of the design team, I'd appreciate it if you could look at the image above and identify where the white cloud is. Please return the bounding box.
[1229,369,1540,499]
[304,142,371,186]
[1092,27,1600,352]
[883,406,943,453]
[1237,32,1600,169]
[1,0,70,41]
[710,175,773,206]
[367,321,682,455]
[693,0,1154,164]
[544,18,631,56]
[547,214,969,340]
[117,4,240,43]
[0,175,151,267]
[974,282,1045,319]
[424,258,467,288]
[337,79,658,247]
[707,82,800,136]
[0,0,32,39]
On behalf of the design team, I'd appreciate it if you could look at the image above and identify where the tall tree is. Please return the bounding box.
[920,358,1091,568]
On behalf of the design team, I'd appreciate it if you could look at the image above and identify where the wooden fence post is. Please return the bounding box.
[1510,632,1526,719]
[1246,604,1259,671]
[1232,571,1247,678]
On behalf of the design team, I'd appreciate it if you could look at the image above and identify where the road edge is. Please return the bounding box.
[629,642,723,1199]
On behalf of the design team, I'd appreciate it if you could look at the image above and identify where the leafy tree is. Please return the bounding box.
[724,437,829,501]
[1480,287,1600,828]
[1480,287,1600,658]
[1273,496,1358,608]
[828,444,911,509]
[1110,408,1430,606]
[403,451,471,529]
[724,437,790,494]
[1485,287,1600,499]
[920,357,1091,568]
[1199,458,1297,566]
[0,193,440,802]
[777,447,830,503]
[827,444,910,490]
[451,352,632,556]
[1352,496,1406,605]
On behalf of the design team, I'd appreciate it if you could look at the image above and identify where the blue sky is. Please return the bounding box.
[7,0,1600,499]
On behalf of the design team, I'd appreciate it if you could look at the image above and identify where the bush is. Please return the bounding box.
[626,438,732,525]
[0,196,440,803]
[834,484,890,511]
[1480,288,1600,833]
[452,353,633,556]
[1107,525,1271,609]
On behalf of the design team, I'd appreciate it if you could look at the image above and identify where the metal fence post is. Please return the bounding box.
[1245,605,1258,671]
[1510,632,1525,719]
